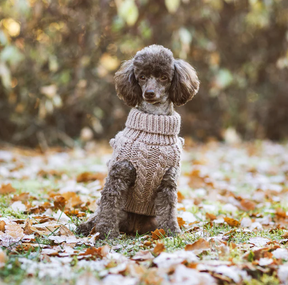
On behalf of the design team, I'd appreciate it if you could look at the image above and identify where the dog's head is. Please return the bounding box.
[114,45,200,107]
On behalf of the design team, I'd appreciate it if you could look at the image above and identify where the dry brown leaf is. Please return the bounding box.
[76,172,106,183]
[276,208,286,219]
[177,207,186,211]
[0,249,6,265]
[38,169,64,178]
[240,199,256,211]
[53,196,66,210]
[82,245,110,259]
[0,183,16,194]
[206,212,217,221]
[23,218,34,235]
[59,225,74,236]
[132,250,154,261]
[61,192,83,208]
[144,241,152,246]
[140,268,163,284]
[11,192,30,202]
[151,229,166,240]
[153,242,165,254]
[185,238,211,254]
[0,221,6,232]
[177,191,185,202]
[5,223,24,239]
[186,262,198,269]
[224,217,240,227]
[177,217,186,228]
[28,202,51,214]
[243,247,270,261]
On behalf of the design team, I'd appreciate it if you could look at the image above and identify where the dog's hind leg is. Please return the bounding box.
[77,160,136,239]
[155,167,181,236]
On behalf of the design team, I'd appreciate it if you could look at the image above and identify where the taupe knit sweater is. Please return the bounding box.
[108,108,183,216]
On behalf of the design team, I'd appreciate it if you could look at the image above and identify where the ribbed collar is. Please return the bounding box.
[125,108,181,135]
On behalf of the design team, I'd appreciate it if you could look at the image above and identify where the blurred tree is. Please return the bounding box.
[0,0,287,146]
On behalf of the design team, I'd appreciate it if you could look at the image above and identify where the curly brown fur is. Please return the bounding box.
[77,45,199,239]
[77,160,136,239]
[115,44,199,115]
[155,167,180,235]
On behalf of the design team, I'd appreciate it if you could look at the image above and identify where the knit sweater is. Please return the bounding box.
[108,108,184,216]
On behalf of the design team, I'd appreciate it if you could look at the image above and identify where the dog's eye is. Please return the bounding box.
[160,75,168,81]
[139,75,146,81]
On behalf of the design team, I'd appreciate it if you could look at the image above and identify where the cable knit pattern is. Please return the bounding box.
[108,108,183,216]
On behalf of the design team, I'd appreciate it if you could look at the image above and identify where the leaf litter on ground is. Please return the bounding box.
[0,141,288,284]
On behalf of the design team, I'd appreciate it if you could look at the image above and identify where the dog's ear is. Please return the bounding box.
[169,59,200,106]
[114,59,142,107]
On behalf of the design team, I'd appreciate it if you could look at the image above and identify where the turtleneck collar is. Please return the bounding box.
[125,108,181,136]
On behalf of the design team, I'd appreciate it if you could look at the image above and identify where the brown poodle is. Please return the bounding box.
[77,45,199,239]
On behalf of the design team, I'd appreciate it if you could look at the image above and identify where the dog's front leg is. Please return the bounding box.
[77,160,136,239]
[155,167,181,236]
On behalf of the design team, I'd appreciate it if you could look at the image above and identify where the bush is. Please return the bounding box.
[0,0,288,146]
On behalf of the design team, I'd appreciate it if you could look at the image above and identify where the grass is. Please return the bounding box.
[1,142,288,284]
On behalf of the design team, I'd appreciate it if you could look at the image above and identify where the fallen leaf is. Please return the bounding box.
[173,264,216,284]
[151,229,166,240]
[81,245,110,259]
[53,196,66,210]
[59,225,74,236]
[153,242,165,254]
[177,191,185,202]
[0,184,16,194]
[132,250,154,261]
[177,217,186,228]
[11,192,30,202]
[23,218,34,235]
[0,248,6,267]
[3,223,24,239]
[11,201,26,212]
[240,217,252,228]
[185,238,211,254]
[240,199,256,211]
[153,251,198,268]
[248,237,271,247]
[61,192,83,208]
[206,212,217,221]
[272,248,288,259]
[276,208,286,219]
[77,172,106,183]
[224,217,240,227]
[144,241,151,246]
[0,221,6,232]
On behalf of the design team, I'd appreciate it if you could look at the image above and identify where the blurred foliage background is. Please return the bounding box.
[0,0,288,147]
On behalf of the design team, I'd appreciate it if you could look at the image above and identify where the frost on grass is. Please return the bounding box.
[0,141,288,284]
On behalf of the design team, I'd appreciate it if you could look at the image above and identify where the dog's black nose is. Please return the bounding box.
[145,90,155,99]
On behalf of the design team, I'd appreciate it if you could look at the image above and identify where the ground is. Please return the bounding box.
[0,141,288,285]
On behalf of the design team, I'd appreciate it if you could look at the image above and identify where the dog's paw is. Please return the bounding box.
[96,224,120,240]
[76,222,93,236]
[161,224,181,237]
